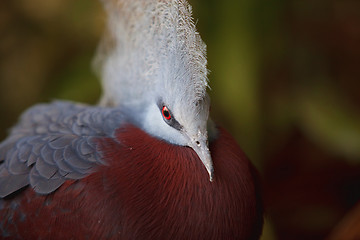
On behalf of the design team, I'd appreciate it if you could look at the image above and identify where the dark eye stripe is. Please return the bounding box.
[168,117,183,131]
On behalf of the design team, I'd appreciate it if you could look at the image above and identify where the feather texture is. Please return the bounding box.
[95,0,209,108]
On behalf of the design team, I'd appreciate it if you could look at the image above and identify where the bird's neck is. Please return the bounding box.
[84,125,262,239]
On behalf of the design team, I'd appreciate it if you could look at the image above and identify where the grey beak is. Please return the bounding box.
[189,138,214,182]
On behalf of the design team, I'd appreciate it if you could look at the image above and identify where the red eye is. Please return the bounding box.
[162,106,171,120]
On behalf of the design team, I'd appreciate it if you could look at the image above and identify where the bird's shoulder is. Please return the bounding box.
[0,100,125,197]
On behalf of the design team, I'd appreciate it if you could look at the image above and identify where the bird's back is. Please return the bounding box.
[0,101,124,198]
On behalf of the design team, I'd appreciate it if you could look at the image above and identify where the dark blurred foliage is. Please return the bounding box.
[1,0,360,239]
[0,0,102,141]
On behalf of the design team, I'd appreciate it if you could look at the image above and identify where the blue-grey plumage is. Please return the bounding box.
[0,101,124,197]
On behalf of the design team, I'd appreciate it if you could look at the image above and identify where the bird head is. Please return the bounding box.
[95,0,215,180]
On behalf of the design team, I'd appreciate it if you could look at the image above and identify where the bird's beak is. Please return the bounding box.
[189,136,214,182]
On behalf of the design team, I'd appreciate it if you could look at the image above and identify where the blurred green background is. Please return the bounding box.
[1,0,360,239]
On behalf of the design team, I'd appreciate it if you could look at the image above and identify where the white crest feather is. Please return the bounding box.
[95,0,209,107]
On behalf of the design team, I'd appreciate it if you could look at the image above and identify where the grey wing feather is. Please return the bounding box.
[0,165,29,196]
[0,101,124,198]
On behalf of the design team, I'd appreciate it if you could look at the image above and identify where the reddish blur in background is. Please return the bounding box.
[0,0,360,239]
